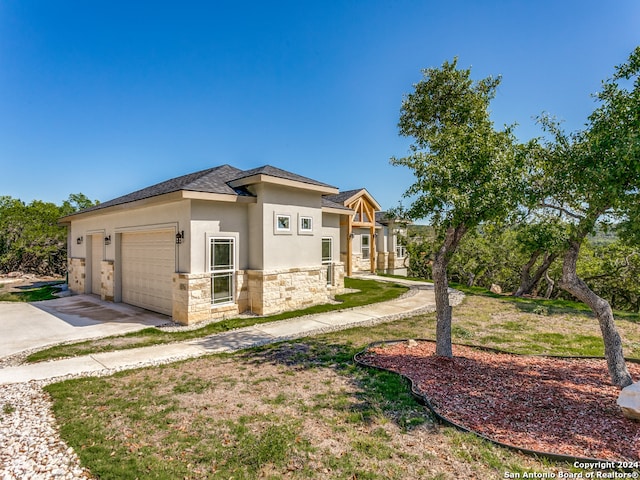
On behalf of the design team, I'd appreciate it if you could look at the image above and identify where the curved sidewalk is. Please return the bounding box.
[0,276,453,385]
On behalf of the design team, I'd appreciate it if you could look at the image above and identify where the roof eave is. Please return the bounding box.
[342,188,382,211]
[59,189,254,222]
[322,206,353,215]
[229,174,339,195]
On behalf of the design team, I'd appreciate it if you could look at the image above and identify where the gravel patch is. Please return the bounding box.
[0,381,92,479]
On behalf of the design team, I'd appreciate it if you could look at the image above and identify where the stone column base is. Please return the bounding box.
[68,258,86,294]
[100,260,114,301]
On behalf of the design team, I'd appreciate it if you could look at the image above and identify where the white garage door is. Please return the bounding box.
[121,230,175,316]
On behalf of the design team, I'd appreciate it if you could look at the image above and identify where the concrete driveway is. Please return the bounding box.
[0,295,171,358]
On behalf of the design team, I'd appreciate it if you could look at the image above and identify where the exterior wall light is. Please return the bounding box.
[176,230,184,244]
[104,235,111,246]
[77,236,83,245]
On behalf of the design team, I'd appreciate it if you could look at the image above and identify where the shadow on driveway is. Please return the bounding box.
[0,295,170,358]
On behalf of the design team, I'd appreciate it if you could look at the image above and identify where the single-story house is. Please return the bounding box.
[60,164,406,325]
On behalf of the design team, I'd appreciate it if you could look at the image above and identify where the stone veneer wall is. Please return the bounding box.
[68,257,86,294]
[100,260,114,301]
[247,265,344,316]
[351,253,373,273]
[327,263,345,297]
[376,252,389,272]
[172,271,249,326]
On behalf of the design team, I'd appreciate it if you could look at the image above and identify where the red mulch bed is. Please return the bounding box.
[358,341,640,462]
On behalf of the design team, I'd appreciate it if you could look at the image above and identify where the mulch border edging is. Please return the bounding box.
[354,339,640,468]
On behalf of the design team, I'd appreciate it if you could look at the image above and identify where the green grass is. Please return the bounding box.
[0,282,65,302]
[43,286,640,479]
[380,272,640,323]
[26,278,408,363]
[44,339,444,479]
[36,278,640,478]
[2,403,15,416]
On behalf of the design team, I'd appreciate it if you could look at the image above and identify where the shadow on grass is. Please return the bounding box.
[238,339,435,432]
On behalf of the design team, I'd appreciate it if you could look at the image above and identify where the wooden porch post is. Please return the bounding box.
[370,226,375,273]
[347,215,353,276]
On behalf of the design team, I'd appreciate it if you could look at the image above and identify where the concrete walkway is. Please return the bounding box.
[0,276,444,385]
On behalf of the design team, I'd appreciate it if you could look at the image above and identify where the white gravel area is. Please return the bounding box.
[0,381,92,480]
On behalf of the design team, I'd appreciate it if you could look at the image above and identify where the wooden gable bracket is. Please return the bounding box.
[345,195,377,273]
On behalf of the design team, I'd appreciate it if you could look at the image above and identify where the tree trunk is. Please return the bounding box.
[466,272,475,287]
[544,270,555,299]
[559,239,633,388]
[513,251,540,297]
[514,251,558,297]
[432,225,467,357]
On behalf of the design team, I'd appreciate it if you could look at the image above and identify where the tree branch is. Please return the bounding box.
[539,201,585,220]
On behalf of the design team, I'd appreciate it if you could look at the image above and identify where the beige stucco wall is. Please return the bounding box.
[350,227,375,273]
[248,183,324,271]
[189,200,249,273]
[321,212,341,266]
[68,199,191,273]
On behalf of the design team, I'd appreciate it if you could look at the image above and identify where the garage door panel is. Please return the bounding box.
[121,230,174,316]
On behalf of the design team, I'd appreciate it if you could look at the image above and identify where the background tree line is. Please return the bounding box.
[403,222,640,313]
[0,193,98,276]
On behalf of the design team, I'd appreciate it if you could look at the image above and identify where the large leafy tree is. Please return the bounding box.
[536,47,640,388]
[391,58,527,357]
[0,193,98,276]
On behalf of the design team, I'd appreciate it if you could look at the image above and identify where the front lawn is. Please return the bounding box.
[44,292,640,478]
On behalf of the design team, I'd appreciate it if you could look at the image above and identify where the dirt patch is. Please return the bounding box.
[359,340,640,461]
[0,275,64,296]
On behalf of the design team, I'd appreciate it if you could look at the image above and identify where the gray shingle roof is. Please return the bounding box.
[321,197,353,211]
[323,189,365,205]
[375,211,391,224]
[66,164,337,217]
[73,164,249,215]
[232,165,337,189]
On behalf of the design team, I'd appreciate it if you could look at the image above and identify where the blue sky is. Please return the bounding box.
[1,1,639,210]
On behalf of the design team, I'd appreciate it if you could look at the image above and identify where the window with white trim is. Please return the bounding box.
[322,237,333,285]
[361,234,370,260]
[299,216,313,233]
[210,238,235,305]
[275,214,291,233]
